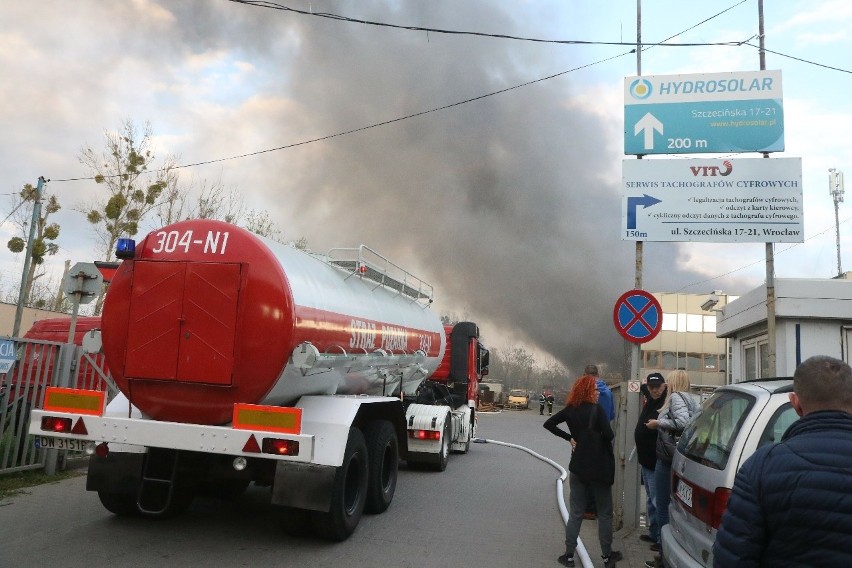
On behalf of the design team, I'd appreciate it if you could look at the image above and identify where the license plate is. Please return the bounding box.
[34,436,88,452]
[676,479,693,508]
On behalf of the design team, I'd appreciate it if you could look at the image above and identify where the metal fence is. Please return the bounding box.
[0,336,116,475]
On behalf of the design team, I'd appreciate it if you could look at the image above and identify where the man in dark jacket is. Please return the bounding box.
[634,372,666,549]
[713,355,852,567]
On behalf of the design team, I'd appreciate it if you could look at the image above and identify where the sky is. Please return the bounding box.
[2,0,851,377]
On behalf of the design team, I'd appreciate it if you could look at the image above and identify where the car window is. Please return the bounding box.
[678,390,756,470]
[756,402,798,448]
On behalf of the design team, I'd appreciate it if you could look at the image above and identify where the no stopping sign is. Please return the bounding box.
[613,289,662,344]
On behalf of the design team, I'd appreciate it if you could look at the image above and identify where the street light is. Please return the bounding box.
[829,168,845,277]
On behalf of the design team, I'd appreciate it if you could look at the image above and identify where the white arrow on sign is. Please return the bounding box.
[634,112,664,150]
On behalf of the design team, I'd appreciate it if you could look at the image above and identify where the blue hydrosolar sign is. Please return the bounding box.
[624,70,784,155]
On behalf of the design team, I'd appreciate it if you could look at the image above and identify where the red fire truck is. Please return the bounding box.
[29,220,489,540]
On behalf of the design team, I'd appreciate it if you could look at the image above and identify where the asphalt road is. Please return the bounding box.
[0,407,613,568]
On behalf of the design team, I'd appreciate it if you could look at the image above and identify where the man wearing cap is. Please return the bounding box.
[634,372,667,549]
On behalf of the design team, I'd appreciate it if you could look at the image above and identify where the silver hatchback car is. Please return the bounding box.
[661,379,799,568]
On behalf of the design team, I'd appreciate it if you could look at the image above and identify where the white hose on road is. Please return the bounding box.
[473,437,593,568]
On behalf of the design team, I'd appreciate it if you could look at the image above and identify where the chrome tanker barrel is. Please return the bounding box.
[101,219,446,425]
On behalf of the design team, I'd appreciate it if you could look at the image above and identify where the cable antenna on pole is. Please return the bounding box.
[829,168,845,277]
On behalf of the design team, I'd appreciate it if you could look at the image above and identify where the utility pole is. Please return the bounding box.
[757,0,777,378]
[12,176,46,338]
[829,168,845,277]
[617,0,644,533]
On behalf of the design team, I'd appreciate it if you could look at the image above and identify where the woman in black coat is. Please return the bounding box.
[544,375,621,568]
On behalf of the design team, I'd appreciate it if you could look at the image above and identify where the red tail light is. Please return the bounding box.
[262,438,299,456]
[95,442,109,458]
[41,416,72,433]
[675,474,732,529]
[409,430,441,440]
[710,488,732,528]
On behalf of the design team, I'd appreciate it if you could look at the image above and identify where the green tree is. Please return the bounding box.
[78,119,173,314]
[5,182,61,307]
[78,119,170,261]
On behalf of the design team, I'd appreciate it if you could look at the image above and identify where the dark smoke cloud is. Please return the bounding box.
[159,1,756,377]
[2,1,754,377]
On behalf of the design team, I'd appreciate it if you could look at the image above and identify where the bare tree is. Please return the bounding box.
[5,182,61,306]
[153,171,245,228]
[243,209,285,243]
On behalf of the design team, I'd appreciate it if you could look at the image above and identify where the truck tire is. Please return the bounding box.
[431,413,452,472]
[364,420,398,514]
[97,491,140,517]
[311,427,368,541]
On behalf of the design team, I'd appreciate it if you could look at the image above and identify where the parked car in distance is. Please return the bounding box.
[662,379,799,568]
[506,388,530,409]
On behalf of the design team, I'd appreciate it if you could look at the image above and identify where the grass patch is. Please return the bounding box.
[0,469,84,500]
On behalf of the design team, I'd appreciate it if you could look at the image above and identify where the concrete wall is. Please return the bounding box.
[0,302,71,338]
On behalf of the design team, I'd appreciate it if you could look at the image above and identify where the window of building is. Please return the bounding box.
[645,350,661,369]
[742,336,769,381]
[686,352,703,371]
[686,314,703,332]
[660,312,721,333]
[662,351,679,369]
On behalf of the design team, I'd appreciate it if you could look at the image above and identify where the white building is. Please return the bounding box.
[716,277,852,380]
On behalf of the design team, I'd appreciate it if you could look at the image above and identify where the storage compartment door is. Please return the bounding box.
[125,261,186,380]
[176,262,241,384]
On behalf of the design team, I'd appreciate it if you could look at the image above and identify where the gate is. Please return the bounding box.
[0,336,116,474]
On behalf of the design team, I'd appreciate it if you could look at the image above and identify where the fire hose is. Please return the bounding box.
[473,437,594,568]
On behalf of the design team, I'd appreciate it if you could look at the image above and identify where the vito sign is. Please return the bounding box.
[624,70,784,155]
[621,158,803,243]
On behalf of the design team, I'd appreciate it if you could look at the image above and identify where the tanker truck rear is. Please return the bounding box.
[28,220,489,541]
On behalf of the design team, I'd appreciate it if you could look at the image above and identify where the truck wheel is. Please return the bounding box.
[311,427,368,541]
[431,414,451,472]
[97,491,140,517]
[364,420,398,514]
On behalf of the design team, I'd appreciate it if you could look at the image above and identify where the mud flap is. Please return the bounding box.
[87,452,144,494]
[272,461,336,511]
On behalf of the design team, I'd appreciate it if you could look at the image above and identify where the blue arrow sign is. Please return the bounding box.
[627,194,662,230]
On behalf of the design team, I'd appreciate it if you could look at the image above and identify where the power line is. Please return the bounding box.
[226,0,749,48]
[676,216,852,292]
[50,2,848,182]
[51,47,635,183]
[227,0,851,75]
[744,42,852,74]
